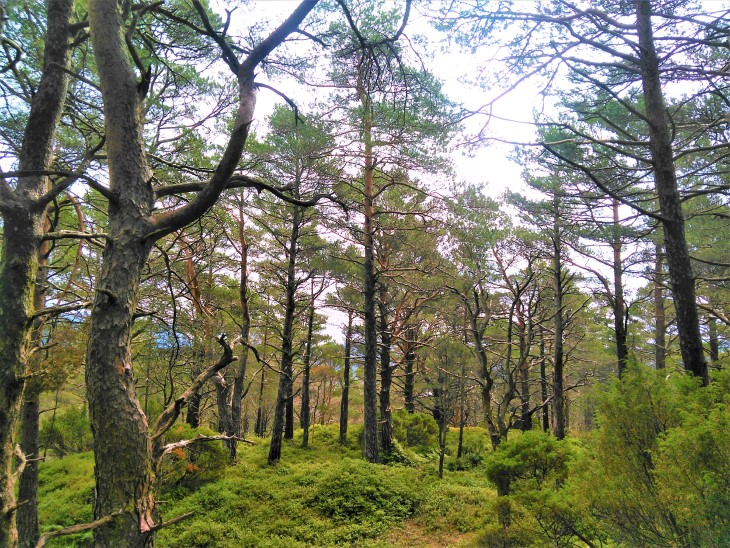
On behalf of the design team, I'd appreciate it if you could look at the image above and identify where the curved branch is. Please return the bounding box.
[151,335,236,450]
[148,0,319,241]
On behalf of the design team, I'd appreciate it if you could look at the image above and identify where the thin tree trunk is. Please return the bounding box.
[360,90,379,463]
[378,288,393,457]
[17,232,52,548]
[457,358,467,459]
[552,202,566,441]
[708,317,719,366]
[301,297,315,448]
[654,239,667,370]
[269,207,302,463]
[636,0,707,384]
[518,311,532,431]
[256,330,268,437]
[403,327,416,413]
[612,199,629,378]
[539,327,549,433]
[339,311,353,445]
[228,205,251,460]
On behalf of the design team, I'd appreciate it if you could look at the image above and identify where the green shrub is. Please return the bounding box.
[39,406,93,458]
[381,439,428,467]
[448,435,486,471]
[312,459,422,527]
[158,424,228,494]
[391,410,438,453]
[484,431,571,494]
[572,366,730,546]
[654,370,730,545]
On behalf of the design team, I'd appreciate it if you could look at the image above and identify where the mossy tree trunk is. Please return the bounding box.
[0,0,74,543]
[86,0,318,542]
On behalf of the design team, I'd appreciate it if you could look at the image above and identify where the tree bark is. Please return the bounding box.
[339,311,353,445]
[403,326,416,413]
[539,327,549,433]
[255,329,269,437]
[636,0,707,384]
[228,208,251,459]
[378,287,394,457]
[612,200,629,378]
[361,92,380,463]
[0,1,74,543]
[86,0,318,541]
[17,231,52,548]
[552,201,566,441]
[654,239,667,370]
[268,206,302,463]
[708,317,719,366]
[301,297,315,448]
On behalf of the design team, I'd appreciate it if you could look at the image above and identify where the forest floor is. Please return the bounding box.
[37,425,501,547]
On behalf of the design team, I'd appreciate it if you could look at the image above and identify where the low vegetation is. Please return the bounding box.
[35,366,730,547]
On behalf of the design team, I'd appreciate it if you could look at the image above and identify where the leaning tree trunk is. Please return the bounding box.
[339,311,353,445]
[0,0,73,543]
[636,0,707,385]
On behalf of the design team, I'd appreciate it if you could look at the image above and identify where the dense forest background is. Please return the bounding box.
[0,0,728,546]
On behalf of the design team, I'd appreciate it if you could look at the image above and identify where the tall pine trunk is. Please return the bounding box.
[403,327,416,413]
[301,297,315,448]
[636,0,707,384]
[612,200,629,378]
[378,288,394,456]
[360,90,380,463]
[86,0,317,540]
[654,239,667,370]
[269,207,301,463]
[552,201,566,441]
[339,311,353,445]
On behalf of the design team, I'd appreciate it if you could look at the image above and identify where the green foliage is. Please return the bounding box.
[484,431,571,493]
[654,370,730,545]
[448,434,487,471]
[312,459,422,526]
[39,406,93,458]
[391,409,439,453]
[573,366,730,546]
[158,424,228,495]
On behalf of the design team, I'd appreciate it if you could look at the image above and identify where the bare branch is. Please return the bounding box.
[36,514,120,548]
[151,335,236,450]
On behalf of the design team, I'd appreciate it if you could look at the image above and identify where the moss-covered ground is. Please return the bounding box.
[37,426,499,547]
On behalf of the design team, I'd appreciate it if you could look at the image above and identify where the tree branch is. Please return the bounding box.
[147,0,319,241]
[151,335,236,451]
[35,513,120,548]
